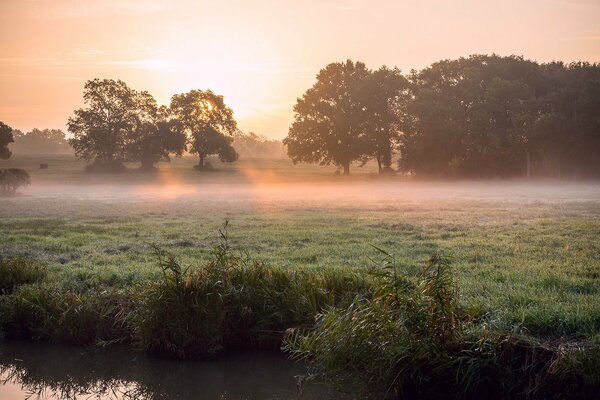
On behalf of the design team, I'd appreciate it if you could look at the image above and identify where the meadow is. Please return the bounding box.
[1,155,600,398]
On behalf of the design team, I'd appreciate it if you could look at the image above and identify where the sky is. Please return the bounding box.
[1,0,599,139]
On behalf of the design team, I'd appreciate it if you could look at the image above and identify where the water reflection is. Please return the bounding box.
[0,342,335,399]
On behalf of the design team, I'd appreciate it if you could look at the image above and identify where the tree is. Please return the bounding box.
[284,60,372,175]
[169,90,238,170]
[0,168,30,195]
[0,121,14,160]
[68,79,138,169]
[360,66,410,173]
[399,55,543,177]
[125,95,187,171]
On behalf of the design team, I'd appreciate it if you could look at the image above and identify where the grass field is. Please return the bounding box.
[2,154,599,338]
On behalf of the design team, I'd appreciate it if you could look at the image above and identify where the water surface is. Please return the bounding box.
[0,342,337,399]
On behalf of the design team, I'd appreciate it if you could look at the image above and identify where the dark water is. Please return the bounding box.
[0,342,339,399]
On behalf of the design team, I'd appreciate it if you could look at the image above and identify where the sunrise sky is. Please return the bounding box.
[1,0,599,139]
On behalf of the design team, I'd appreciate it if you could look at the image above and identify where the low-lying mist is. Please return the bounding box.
[15,173,600,208]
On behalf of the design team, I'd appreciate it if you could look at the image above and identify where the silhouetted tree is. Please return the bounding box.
[0,121,14,160]
[125,92,187,171]
[169,90,238,170]
[400,55,544,177]
[68,79,139,170]
[0,168,30,195]
[360,66,410,173]
[284,60,371,175]
[398,55,600,178]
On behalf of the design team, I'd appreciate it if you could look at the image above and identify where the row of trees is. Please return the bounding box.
[285,55,600,177]
[10,129,71,154]
[232,131,287,159]
[68,79,238,171]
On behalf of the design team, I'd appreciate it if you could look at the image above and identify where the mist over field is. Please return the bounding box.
[3,156,599,211]
[2,1,600,399]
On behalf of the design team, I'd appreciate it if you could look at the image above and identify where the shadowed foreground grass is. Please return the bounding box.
[0,229,598,399]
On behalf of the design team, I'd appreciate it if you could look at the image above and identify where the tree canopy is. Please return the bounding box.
[286,56,600,178]
[284,60,371,175]
[68,79,139,165]
[10,129,71,155]
[284,61,408,175]
[0,121,14,160]
[169,90,238,169]
[400,55,600,178]
[68,79,187,171]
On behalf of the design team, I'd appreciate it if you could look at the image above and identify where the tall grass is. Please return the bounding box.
[284,249,600,399]
[0,227,598,398]
[0,257,46,294]
[131,222,369,358]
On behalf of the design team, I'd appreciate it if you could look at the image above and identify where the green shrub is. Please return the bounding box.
[0,257,47,294]
[0,168,30,195]
[130,224,369,359]
[0,283,132,344]
[285,251,600,399]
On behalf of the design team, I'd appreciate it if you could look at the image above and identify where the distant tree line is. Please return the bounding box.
[285,55,600,178]
[9,129,71,154]
[232,131,287,159]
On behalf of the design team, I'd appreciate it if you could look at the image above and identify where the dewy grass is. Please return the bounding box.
[0,225,598,398]
[0,257,47,295]
[284,249,600,399]
[131,222,369,358]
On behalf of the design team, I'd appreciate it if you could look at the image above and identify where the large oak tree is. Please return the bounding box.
[68,79,187,171]
[169,90,238,170]
[68,79,138,167]
[284,60,371,175]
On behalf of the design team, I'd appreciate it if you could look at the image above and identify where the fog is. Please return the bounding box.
[14,177,600,209]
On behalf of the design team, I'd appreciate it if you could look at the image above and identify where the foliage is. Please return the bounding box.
[285,251,600,399]
[68,79,139,165]
[284,60,373,175]
[285,55,600,178]
[0,168,30,195]
[125,105,187,171]
[68,79,188,171]
[0,283,131,344]
[131,223,367,359]
[232,131,287,159]
[400,55,600,178]
[359,67,410,173]
[0,121,14,160]
[0,257,46,295]
[10,128,71,155]
[169,90,238,169]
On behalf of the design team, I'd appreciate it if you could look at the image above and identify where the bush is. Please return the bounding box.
[0,283,132,344]
[284,251,600,399]
[0,168,30,195]
[0,257,46,294]
[130,225,369,359]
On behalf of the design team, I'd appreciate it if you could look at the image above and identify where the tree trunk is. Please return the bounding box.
[342,162,350,175]
[376,155,382,174]
[198,154,205,170]
[525,149,531,179]
[140,159,154,172]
